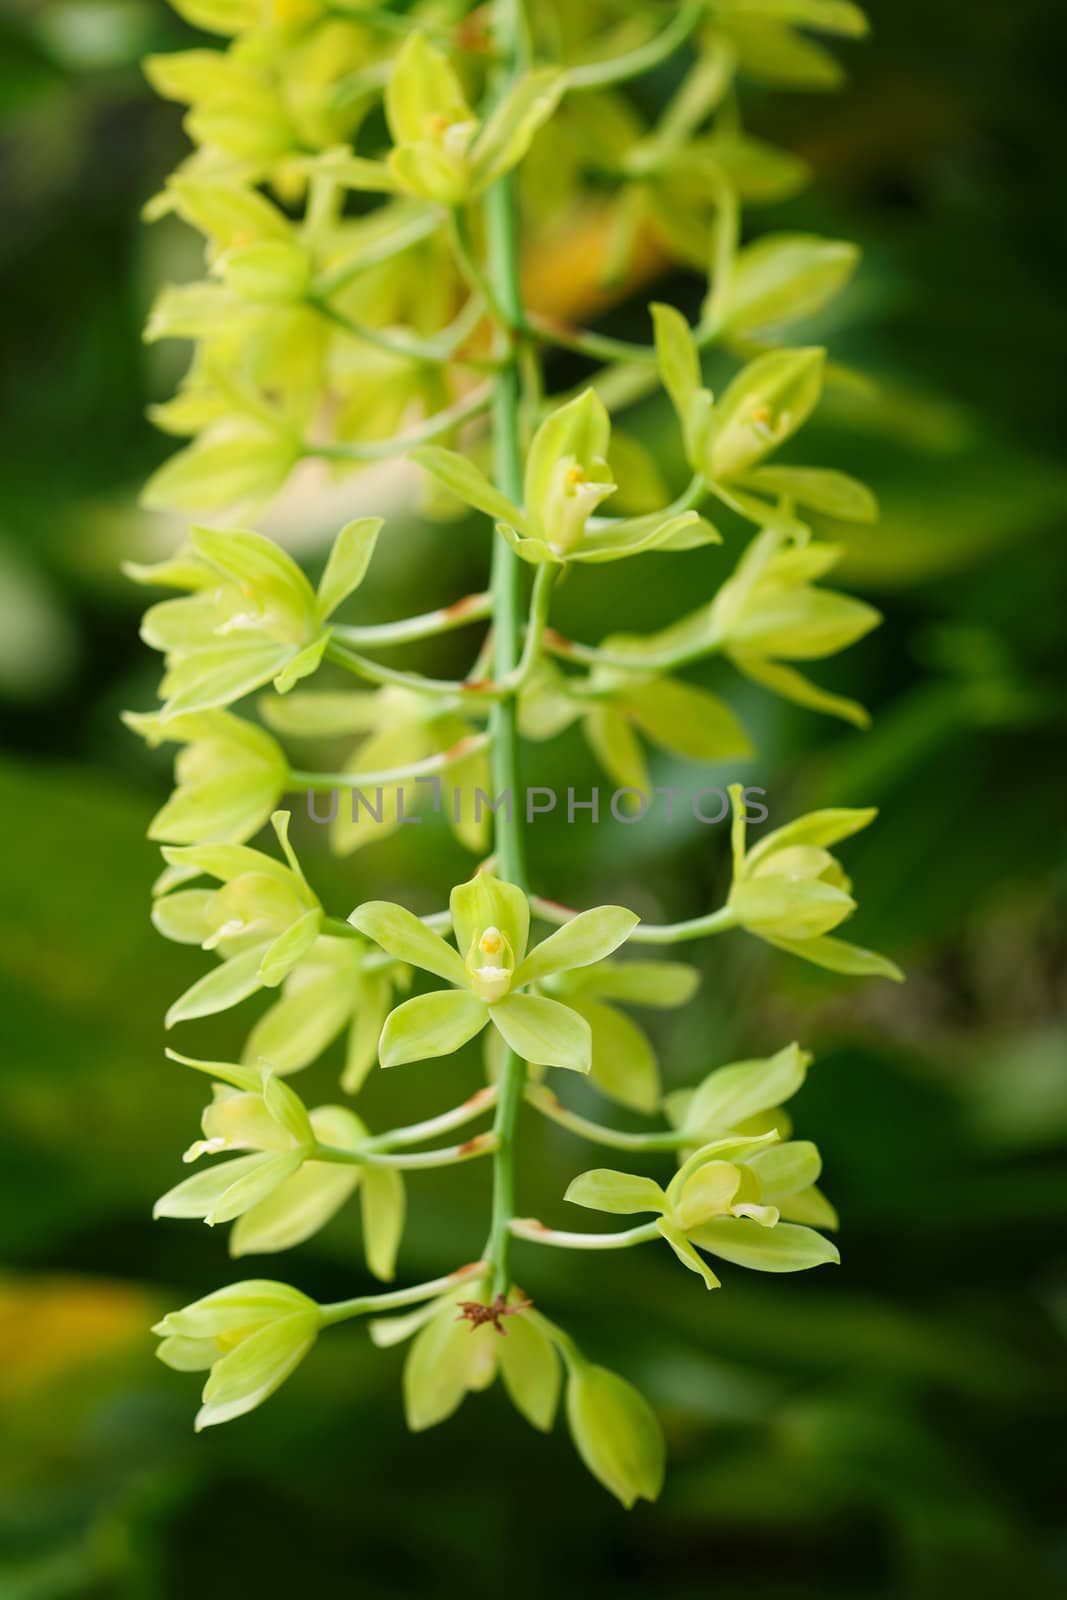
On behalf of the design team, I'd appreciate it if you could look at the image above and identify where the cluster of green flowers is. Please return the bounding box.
[134,0,898,1506]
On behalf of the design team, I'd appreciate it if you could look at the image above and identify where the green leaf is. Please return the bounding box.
[719,234,859,335]
[515,906,638,987]
[349,901,467,987]
[565,1362,665,1508]
[379,990,489,1068]
[709,348,825,480]
[489,994,591,1072]
[688,1217,840,1272]
[497,1310,561,1432]
[564,1168,665,1215]
[315,517,384,621]
[196,1309,320,1429]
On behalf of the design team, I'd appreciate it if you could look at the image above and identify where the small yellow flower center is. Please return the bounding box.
[565,465,586,487]
[479,927,504,957]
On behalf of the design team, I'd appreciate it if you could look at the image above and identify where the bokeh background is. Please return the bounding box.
[2,1,1067,1595]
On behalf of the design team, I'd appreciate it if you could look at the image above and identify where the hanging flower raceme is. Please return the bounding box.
[413,389,718,564]
[153,811,325,1026]
[350,871,638,1072]
[123,708,287,845]
[154,1051,404,1275]
[154,1280,323,1431]
[381,33,564,205]
[725,787,903,979]
[130,519,381,718]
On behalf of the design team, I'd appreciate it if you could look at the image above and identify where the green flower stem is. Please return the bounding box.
[566,0,705,90]
[319,1260,489,1327]
[309,293,499,372]
[510,1217,661,1250]
[525,313,659,368]
[530,894,738,944]
[362,1086,499,1151]
[307,385,493,463]
[330,591,492,649]
[314,206,442,297]
[524,1085,686,1150]
[324,638,501,702]
[483,0,537,1305]
[289,733,490,792]
[314,1130,498,1170]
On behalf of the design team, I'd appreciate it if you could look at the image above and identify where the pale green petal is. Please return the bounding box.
[379,990,489,1068]
[565,1362,665,1509]
[360,1165,406,1282]
[315,518,383,621]
[514,906,638,987]
[655,1219,721,1290]
[763,932,904,980]
[196,1309,319,1429]
[489,994,591,1072]
[497,1310,561,1432]
[568,996,661,1114]
[166,944,269,1028]
[564,1168,665,1215]
[689,1217,839,1271]
[349,901,467,986]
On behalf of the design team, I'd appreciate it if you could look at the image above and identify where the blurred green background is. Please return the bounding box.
[2,1,1066,1595]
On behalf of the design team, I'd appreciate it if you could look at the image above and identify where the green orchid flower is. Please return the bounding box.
[154,1050,404,1277]
[123,707,287,845]
[663,1042,840,1230]
[565,1130,839,1290]
[153,810,325,1027]
[153,1279,322,1431]
[413,389,719,565]
[384,33,564,205]
[726,787,903,979]
[130,519,381,718]
[350,871,639,1072]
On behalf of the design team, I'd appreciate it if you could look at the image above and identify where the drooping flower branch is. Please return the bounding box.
[133,0,897,1505]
